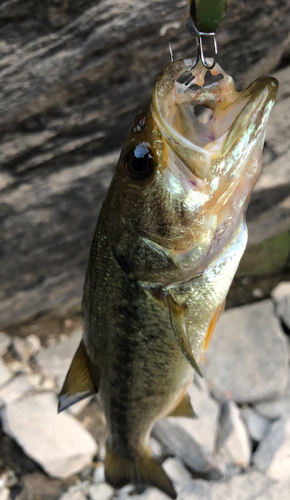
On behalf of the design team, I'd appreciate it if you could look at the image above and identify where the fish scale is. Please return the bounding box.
[59,59,278,498]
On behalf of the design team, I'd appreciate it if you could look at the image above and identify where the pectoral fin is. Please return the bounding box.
[167,295,203,377]
[167,393,197,419]
[203,300,225,351]
[58,340,100,413]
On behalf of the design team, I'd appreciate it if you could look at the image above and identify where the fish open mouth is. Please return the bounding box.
[152,59,278,180]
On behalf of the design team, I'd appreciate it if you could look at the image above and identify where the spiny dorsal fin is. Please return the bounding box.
[105,447,177,499]
[203,299,225,351]
[167,393,197,419]
[167,294,203,377]
[58,340,100,413]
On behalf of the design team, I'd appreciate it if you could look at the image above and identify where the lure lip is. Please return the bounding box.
[152,59,278,181]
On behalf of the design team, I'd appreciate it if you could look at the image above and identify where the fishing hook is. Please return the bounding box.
[186,17,218,71]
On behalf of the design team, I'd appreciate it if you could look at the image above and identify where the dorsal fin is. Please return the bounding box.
[166,294,203,377]
[58,340,100,413]
[167,393,197,419]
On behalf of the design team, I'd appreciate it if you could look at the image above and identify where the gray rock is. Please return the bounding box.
[162,458,191,482]
[256,366,290,419]
[0,359,11,389]
[203,301,289,403]
[1,392,97,478]
[215,401,251,470]
[241,407,270,442]
[35,328,81,389]
[0,374,36,406]
[253,417,290,481]
[0,333,11,356]
[153,382,219,472]
[272,281,290,329]
[89,483,114,500]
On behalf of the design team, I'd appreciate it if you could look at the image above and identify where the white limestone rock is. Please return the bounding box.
[89,483,114,500]
[162,458,192,482]
[153,382,219,472]
[0,333,11,357]
[0,374,36,406]
[208,470,272,500]
[93,463,105,484]
[35,328,81,389]
[203,301,289,403]
[215,401,251,470]
[1,392,97,478]
[253,417,290,481]
[0,359,11,389]
[272,281,290,329]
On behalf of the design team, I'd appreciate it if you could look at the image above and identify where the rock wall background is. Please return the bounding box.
[1,0,290,327]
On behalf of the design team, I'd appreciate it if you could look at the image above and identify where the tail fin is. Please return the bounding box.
[105,447,177,499]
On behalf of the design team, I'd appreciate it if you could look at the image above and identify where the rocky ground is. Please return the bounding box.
[1,281,290,500]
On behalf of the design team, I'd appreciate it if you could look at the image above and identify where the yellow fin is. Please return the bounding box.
[167,393,197,419]
[203,300,225,351]
[105,447,177,499]
[167,295,203,377]
[58,340,100,413]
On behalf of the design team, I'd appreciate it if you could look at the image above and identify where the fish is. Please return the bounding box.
[58,58,278,499]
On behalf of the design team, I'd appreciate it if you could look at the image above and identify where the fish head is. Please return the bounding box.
[110,59,278,280]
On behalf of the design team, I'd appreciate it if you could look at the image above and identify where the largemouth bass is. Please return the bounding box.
[59,59,278,498]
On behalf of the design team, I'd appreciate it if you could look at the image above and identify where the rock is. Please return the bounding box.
[207,471,272,500]
[149,437,166,461]
[0,374,36,406]
[162,458,192,482]
[0,333,11,356]
[253,417,290,481]
[68,396,93,416]
[203,300,289,403]
[1,392,97,478]
[1,0,290,328]
[93,463,105,484]
[35,328,81,389]
[0,487,9,500]
[14,472,63,500]
[241,407,270,442]
[59,491,87,500]
[255,366,290,419]
[175,479,212,500]
[13,337,38,364]
[89,483,114,500]
[0,359,11,389]
[117,487,169,500]
[153,382,219,472]
[272,281,290,329]
[215,401,251,470]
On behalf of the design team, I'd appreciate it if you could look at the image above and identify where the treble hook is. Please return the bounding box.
[186,17,218,71]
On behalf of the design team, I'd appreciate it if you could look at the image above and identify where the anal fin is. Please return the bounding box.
[167,295,203,377]
[105,447,177,499]
[167,393,197,419]
[58,340,100,413]
[203,299,225,351]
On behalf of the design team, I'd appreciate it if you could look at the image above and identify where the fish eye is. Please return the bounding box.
[125,145,154,179]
